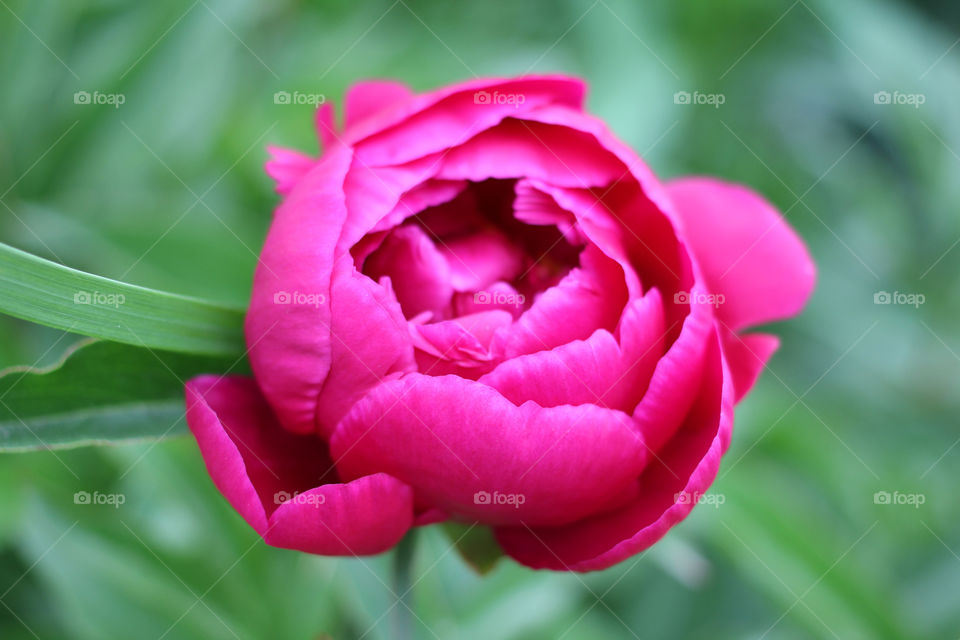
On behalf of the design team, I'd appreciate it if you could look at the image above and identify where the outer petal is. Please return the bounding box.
[313,264,416,437]
[185,375,414,555]
[666,177,816,331]
[246,146,352,434]
[265,146,314,196]
[633,282,715,453]
[434,118,624,189]
[721,330,780,402]
[330,374,648,527]
[494,331,734,571]
[351,76,586,164]
[344,80,414,130]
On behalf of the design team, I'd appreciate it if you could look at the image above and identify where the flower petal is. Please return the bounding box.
[344,80,414,130]
[312,263,416,437]
[364,224,454,319]
[246,147,353,434]
[330,374,648,527]
[494,331,734,571]
[489,245,627,359]
[479,288,665,412]
[666,177,816,331]
[265,474,414,555]
[185,375,414,555]
[265,145,314,196]
[351,76,586,165]
[721,330,780,402]
[634,283,715,452]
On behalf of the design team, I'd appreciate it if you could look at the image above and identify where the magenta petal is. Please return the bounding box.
[246,148,353,434]
[666,177,816,331]
[490,245,627,359]
[439,228,526,292]
[352,76,586,165]
[364,224,454,318]
[185,376,414,555]
[411,310,513,377]
[479,288,665,412]
[265,474,414,555]
[312,264,416,437]
[494,332,734,571]
[265,146,315,196]
[344,80,414,129]
[330,374,648,527]
[633,284,715,452]
[721,330,780,402]
[434,118,624,188]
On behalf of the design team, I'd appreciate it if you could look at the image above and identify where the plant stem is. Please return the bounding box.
[391,529,417,640]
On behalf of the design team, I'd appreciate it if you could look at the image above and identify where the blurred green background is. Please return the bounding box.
[1,0,959,637]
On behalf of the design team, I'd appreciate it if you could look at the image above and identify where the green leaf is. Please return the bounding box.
[442,522,504,575]
[0,339,242,451]
[0,242,245,356]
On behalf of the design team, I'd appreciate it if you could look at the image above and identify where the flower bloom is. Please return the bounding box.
[185,76,814,571]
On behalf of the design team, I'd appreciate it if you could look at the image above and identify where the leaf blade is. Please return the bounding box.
[0,242,245,355]
[0,339,241,451]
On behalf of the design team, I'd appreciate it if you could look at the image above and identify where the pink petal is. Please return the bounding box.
[721,330,780,402]
[364,225,454,319]
[479,288,665,412]
[185,376,414,556]
[633,281,716,452]
[246,147,353,434]
[339,154,446,255]
[351,76,586,165]
[265,146,315,196]
[312,263,416,437]
[330,374,648,527]
[265,474,415,555]
[666,177,816,331]
[434,118,624,189]
[513,178,584,245]
[344,80,414,130]
[490,245,627,359]
[494,331,734,571]
[453,281,526,319]
[438,228,526,292]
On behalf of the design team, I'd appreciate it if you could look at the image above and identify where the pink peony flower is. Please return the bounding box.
[185,76,814,571]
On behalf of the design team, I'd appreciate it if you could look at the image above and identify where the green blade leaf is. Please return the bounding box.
[0,242,245,355]
[0,339,242,451]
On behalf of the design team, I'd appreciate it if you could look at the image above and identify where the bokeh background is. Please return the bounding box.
[1,0,959,637]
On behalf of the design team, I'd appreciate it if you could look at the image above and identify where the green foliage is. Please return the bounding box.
[0,340,242,451]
